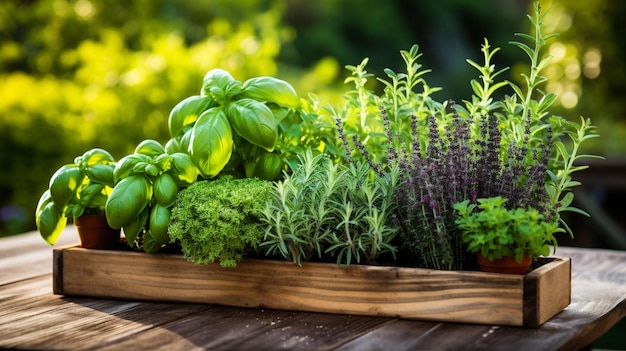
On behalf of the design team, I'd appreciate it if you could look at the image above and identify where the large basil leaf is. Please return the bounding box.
[167,152,198,186]
[149,203,171,245]
[253,152,284,180]
[85,164,115,187]
[113,154,151,183]
[35,190,53,218]
[168,95,215,138]
[201,68,242,104]
[190,108,233,178]
[105,175,151,229]
[36,198,67,245]
[134,139,166,157]
[48,164,81,208]
[154,173,179,207]
[227,98,277,152]
[240,76,300,109]
[77,148,114,167]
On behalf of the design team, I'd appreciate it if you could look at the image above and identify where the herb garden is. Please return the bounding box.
[39,3,598,326]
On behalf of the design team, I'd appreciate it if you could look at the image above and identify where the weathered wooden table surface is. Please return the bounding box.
[2,227,625,351]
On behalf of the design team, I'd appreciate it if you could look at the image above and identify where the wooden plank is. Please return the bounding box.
[0,277,215,350]
[337,319,586,351]
[333,319,444,351]
[523,257,571,327]
[216,310,391,350]
[54,246,571,327]
[0,227,78,285]
[535,257,571,325]
[93,306,391,351]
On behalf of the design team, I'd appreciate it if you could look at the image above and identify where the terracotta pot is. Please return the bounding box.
[476,253,532,275]
[74,214,121,250]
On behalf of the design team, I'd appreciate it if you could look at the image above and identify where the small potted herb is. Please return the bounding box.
[35,148,120,249]
[453,196,561,274]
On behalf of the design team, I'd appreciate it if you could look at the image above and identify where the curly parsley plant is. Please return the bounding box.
[168,176,273,267]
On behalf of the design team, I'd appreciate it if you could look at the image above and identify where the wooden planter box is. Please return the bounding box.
[52,246,571,327]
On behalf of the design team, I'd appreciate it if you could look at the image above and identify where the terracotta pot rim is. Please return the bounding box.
[74,214,109,226]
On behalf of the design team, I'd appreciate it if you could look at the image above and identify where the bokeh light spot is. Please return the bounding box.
[74,0,95,18]
[583,48,602,79]
[561,91,578,109]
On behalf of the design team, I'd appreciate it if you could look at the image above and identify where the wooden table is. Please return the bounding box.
[2,227,625,351]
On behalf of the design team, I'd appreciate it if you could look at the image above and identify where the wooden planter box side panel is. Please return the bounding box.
[53,247,571,327]
[524,257,572,327]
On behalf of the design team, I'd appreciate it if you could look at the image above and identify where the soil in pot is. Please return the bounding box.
[74,214,121,250]
[476,253,532,275]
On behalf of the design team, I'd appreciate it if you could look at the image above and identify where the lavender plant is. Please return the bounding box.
[333,2,600,270]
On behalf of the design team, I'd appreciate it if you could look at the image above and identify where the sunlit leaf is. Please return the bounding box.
[49,165,81,208]
[168,95,215,138]
[190,107,233,178]
[36,201,67,245]
[241,76,300,109]
[105,175,151,229]
[200,68,242,103]
[134,139,166,157]
[227,98,277,151]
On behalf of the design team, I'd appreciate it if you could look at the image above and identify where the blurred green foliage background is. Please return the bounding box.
[1,0,624,237]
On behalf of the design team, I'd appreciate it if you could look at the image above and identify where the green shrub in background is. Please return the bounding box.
[0,0,317,236]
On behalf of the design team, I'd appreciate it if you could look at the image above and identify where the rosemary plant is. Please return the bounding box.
[260,149,399,266]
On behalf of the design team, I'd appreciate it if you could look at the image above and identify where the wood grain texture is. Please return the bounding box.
[53,246,570,327]
[0,227,77,284]
[523,257,572,327]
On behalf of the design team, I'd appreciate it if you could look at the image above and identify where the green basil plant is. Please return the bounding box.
[166,68,300,181]
[104,69,303,254]
[105,139,198,253]
[35,148,116,245]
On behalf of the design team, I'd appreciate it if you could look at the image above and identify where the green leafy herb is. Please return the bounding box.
[169,176,273,267]
[454,196,561,263]
[330,1,601,270]
[105,139,199,252]
[167,68,301,180]
[260,149,398,266]
[35,148,116,245]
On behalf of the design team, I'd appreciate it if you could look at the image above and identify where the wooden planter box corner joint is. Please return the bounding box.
[52,246,571,327]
